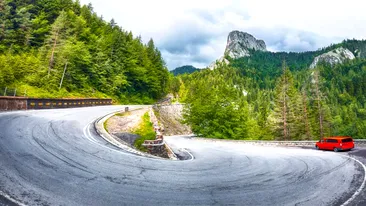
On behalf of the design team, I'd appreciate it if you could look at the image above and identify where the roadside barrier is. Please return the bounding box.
[0,96,112,111]
[195,138,366,147]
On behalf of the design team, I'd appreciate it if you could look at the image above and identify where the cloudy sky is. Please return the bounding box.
[79,0,366,70]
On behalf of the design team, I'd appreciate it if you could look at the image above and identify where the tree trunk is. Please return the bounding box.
[48,30,59,78]
[302,89,311,140]
[59,61,68,89]
[283,93,287,140]
[282,62,288,141]
[314,70,324,139]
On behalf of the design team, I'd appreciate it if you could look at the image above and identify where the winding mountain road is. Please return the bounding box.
[0,106,365,205]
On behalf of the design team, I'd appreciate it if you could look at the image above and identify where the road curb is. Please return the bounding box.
[94,107,177,160]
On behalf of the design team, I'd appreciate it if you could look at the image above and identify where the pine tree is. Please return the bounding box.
[312,68,325,139]
[272,61,300,140]
[301,87,311,139]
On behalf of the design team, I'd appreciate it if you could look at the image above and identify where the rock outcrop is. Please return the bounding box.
[310,47,355,69]
[208,31,267,70]
[225,31,267,58]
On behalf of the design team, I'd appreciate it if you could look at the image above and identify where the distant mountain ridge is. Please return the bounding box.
[209,30,366,70]
[173,31,366,76]
[171,65,200,76]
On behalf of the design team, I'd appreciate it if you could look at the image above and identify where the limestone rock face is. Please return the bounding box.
[310,47,355,69]
[225,31,267,59]
[208,31,266,69]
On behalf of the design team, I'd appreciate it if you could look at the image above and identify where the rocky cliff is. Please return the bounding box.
[225,31,267,58]
[209,31,267,70]
[310,47,355,69]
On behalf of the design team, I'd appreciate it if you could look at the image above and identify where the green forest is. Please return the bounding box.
[172,41,366,140]
[171,65,200,76]
[0,0,169,103]
[2,0,365,140]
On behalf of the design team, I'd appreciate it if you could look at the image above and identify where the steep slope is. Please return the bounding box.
[0,0,169,104]
[225,30,267,58]
[209,31,266,69]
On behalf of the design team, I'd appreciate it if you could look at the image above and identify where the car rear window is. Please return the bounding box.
[342,138,353,143]
[326,139,338,143]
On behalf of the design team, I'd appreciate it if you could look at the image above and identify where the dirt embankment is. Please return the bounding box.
[153,104,192,136]
[105,108,148,146]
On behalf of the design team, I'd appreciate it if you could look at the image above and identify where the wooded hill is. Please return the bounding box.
[172,40,366,140]
[170,65,200,76]
[0,0,169,104]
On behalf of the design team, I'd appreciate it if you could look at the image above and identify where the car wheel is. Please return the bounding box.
[334,148,339,152]
[315,146,319,150]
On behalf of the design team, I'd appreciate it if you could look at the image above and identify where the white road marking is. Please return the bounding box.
[82,118,160,159]
[341,155,366,206]
[182,148,195,160]
[0,190,27,206]
[82,122,135,157]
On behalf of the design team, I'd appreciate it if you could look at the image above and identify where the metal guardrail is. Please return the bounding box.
[0,96,112,111]
[27,98,112,109]
[196,138,366,147]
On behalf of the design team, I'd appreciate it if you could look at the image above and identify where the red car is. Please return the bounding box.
[315,136,354,152]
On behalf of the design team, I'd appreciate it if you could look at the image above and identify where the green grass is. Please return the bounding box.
[133,112,156,152]
[104,120,109,133]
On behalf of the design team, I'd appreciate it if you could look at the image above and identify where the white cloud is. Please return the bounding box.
[79,0,366,69]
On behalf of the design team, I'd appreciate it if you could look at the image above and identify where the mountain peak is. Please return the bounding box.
[225,31,267,59]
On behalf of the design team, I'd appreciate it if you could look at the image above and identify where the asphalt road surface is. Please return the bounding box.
[0,106,365,206]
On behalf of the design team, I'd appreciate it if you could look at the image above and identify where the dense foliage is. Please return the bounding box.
[170,65,200,76]
[176,42,366,139]
[181,65,263,139]
[0,0,169,103]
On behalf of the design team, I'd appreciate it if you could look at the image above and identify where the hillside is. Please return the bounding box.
[0,0,169,104]
[230,39,366,76]
[170,65,200,76]
[174,31,366,140]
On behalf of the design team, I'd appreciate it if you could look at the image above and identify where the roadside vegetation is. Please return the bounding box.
[0,0,170,104]
[133,112,156,152]
[173,57,366,140]
[103,120,109,133]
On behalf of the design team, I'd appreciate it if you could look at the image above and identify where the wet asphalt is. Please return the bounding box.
[0,106,365,205]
